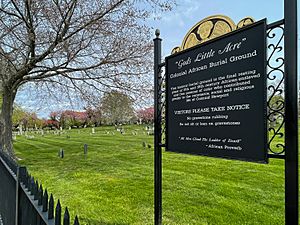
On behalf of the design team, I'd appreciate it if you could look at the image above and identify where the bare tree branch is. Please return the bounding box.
[0,0,175,153]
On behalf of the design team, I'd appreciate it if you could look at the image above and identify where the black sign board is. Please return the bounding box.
[165,20,267,163]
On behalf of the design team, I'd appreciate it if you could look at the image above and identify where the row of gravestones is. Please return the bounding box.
[57,141,152,159]
[58,144,88,159]
[12,126,155,142]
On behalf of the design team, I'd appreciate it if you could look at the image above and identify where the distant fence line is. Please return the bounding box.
[0,150,80,225]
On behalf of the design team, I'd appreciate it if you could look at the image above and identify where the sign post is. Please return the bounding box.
[284,0,298,223]
[154,29,163,225]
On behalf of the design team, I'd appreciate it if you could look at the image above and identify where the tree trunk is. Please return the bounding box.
[0,86,16,158]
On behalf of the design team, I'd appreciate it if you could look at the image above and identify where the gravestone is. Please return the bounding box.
[58,148,64,158]
[142,142,146,148]
[19,124,23,135]
[84,144,88,157]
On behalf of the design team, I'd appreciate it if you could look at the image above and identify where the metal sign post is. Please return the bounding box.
[284,0,298,224]
[154,29,163,225]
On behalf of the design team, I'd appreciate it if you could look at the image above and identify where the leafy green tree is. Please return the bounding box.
[12,106,27,126]
[85,107,102,126]
[101,91,135,125]
[12,106,41,130]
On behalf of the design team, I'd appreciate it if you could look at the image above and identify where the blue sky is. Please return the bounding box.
[17,0,296,118]
[149,0,284,56]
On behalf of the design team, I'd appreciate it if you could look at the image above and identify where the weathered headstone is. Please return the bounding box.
[84,144,88,157]
[58,148,64,158]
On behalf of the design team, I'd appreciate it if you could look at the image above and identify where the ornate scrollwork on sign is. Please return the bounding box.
[236,17,255,29]
[266,22,285,155]
[171,15,255,54]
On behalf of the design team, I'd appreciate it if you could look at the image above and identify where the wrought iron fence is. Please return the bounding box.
[0,150,80,225]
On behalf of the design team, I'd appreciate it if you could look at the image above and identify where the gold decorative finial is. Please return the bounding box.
[171,15,255,54]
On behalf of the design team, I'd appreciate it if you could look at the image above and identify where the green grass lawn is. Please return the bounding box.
[14,125,288,225]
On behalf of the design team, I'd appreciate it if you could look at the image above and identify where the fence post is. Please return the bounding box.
[17,167,27,225]
[284,0,299,224]
[15,166,19,225]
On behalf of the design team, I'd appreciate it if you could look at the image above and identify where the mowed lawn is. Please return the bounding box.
[14,125,287,225]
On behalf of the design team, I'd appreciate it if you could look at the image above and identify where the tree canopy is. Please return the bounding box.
[101,90,135,124]
[0,0,175,155]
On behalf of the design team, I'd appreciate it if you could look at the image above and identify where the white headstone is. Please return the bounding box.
[19,124,23,135]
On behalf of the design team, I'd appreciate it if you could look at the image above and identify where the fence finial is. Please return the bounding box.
[74,216,80,225]
[49,194,54,219]
[38,184,43,205]
[34,180,39,200]
[63,207,70,225]
[30,177,35,194]
[42,189,48,212]
[26,174,31,188]
[55,199,62,225]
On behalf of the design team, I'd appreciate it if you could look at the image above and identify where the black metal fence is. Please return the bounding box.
[0,151,80,225]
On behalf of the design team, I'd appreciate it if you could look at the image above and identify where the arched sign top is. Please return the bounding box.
[171,15,255,54]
